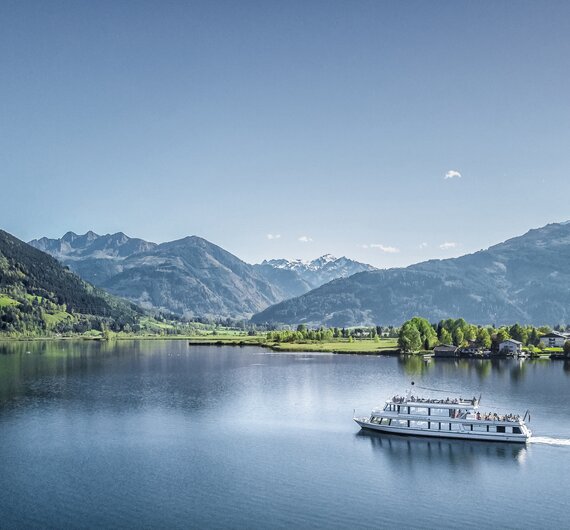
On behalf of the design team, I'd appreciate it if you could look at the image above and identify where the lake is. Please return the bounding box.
[1,340,569,529]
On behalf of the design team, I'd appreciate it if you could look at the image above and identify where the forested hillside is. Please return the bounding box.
[0,229,143,335]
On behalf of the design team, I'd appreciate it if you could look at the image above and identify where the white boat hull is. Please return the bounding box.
[354,418,530,444]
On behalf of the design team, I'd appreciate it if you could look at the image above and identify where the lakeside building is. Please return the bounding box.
[433,344,459,358]
[499,339,523,355]
[539,331,570,348]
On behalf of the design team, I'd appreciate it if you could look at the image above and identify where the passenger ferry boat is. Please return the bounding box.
[354,392,531,443]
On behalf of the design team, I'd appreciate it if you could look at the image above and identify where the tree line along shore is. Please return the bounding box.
[2,316,570,359]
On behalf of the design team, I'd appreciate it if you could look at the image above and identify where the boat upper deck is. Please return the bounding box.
[388,395,479,410]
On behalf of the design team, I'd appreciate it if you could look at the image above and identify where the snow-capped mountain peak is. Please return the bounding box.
[259,254,376,289]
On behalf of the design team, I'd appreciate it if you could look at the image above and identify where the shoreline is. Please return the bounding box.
[0,335,561,359]
[0,334,402,355]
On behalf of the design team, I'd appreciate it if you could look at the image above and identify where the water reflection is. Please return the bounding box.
[0,340,146,404]
[398,355,433,376]
[394,355,570,385]
[0,340,248,414]
[355,430,527,466]
[397,356,520,381]
[509,359,527,382]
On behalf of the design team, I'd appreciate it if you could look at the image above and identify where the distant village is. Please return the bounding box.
[434,331,570,359]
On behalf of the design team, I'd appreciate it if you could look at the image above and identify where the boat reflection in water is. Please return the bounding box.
[355,430,528,466]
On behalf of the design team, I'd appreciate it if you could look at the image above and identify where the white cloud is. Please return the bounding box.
[419,242,428,249]
[360,244,369,249]
[369,243,400,253]
[444,170,462,179]
[266,234,281,240]
[439,241,457,250]
[298,235,313,243]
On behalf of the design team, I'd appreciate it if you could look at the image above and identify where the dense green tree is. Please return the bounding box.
[398,323,422,353]
[475,328,492,349]
[464,325,477,342]
[439,328,452,345]
[452,327,465,347]
[509,323,528,345]
[407,317,438,348]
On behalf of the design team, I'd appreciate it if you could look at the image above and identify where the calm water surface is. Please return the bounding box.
[1,340,570,529]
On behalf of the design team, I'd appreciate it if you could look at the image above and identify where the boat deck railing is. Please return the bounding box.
[467,412,521,423]
[372,409,523,423]
[390,395,478,406]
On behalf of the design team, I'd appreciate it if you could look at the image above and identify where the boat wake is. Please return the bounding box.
[530,436,570,447]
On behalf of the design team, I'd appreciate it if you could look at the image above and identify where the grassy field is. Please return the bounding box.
[0,294,19,308]
[43,310,74,329]
[185,335,399,353]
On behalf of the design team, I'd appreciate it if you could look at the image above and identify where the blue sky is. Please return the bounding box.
[1,0,569,267]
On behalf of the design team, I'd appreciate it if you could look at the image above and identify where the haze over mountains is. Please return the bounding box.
[252,222,570,327]
[30,232,374,319]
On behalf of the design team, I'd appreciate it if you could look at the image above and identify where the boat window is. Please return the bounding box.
[411,421,428,428]
[496,426,506,433]
[513,426,522,434]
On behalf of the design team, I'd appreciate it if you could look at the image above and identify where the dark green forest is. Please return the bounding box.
[0,229,143,336]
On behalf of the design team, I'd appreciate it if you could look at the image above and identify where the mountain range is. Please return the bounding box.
[29,232,374,319]
[23,221,570,326]
[252,222,570,326]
